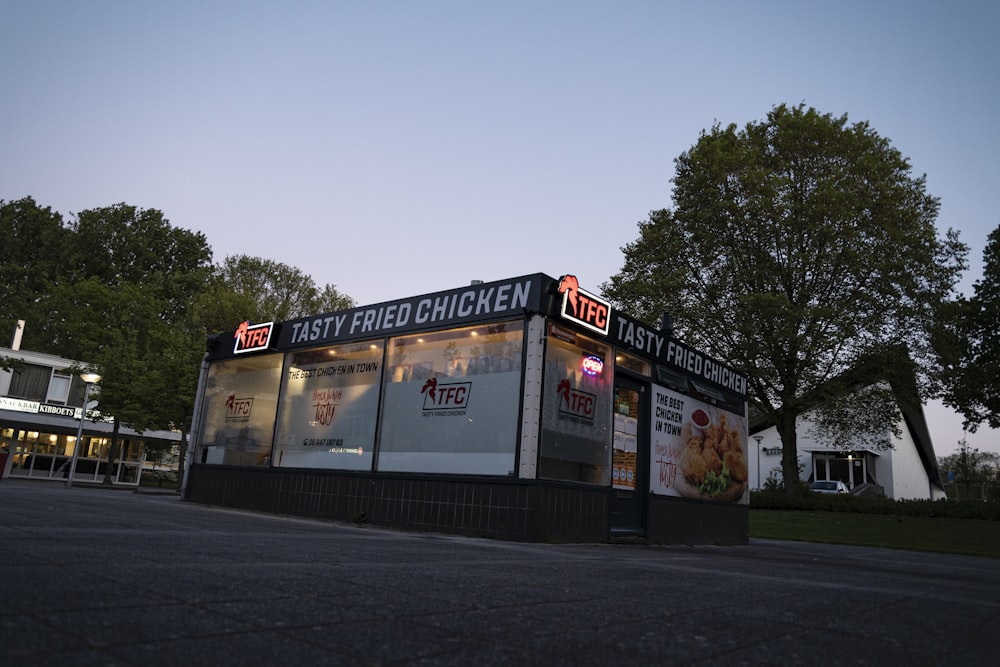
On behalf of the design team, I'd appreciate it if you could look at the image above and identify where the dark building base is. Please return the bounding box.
[646,493,749,546]
[184,465,748,545]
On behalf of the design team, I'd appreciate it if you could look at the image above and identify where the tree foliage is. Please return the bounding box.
[938,224,1000,430]
[0,197,356,465]
[938,437,999,484]
[0,197,71,350]
[216,254,354,322]
[603,104,967,495]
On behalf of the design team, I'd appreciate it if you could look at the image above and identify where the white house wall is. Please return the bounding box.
[885,414,933,500]
[748,424,786,489]
[750,410,937,500]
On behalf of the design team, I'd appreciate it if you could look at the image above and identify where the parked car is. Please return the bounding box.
[810,480,849,494]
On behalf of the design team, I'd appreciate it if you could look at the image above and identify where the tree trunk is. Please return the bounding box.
[778,409,802,497]
[103,417,121,485]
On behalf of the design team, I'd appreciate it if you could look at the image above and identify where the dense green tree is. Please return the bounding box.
[33,204,213,361]
[216,254,355,322]
[2,197,356,484]
[36,205,214,481]
[603,104,967,496]
[939,224,1000,430]
[0,197,71,351]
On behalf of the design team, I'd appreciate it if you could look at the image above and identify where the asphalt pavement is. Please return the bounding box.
[1,478,997,666]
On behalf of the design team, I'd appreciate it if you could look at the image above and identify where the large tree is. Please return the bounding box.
[42,205,214,482]
[939,224,1000,430]
[603,104,967,495]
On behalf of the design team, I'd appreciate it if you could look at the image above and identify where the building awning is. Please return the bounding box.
[0,408,181,442]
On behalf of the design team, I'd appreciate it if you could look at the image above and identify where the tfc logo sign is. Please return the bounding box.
[234,320,274,354]
[421,377,472,410]
[225,394,253,420]
[556,379,596,421]
[557,275,610,336]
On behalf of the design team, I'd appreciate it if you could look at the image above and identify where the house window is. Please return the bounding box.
[47,374,71,404]
[8,363,52,402]
[813,452,872,488]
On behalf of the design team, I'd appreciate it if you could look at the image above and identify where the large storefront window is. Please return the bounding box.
[198,354,282,466]
[539,324,612,485]
[273,340,383,470]
[378,321,524,475]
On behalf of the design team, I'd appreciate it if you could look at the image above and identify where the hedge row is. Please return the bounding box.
[749,489,1000,521]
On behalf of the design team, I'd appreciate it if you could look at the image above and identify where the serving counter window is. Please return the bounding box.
[377,321,524,475]
[198,354,282,466]
[272,340,383,470]
[539,325,612,485]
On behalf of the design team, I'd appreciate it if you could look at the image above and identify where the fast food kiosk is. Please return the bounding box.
[183,273,749,544]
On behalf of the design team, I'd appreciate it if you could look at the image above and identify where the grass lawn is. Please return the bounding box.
[750,509,1000,559]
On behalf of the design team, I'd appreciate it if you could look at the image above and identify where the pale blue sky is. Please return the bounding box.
[2,1,998,454]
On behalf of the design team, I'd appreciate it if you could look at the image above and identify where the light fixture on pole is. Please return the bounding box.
[752,435,763,490]
[66,372,101,489]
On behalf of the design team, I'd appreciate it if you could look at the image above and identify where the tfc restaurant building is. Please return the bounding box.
[183,273,750,544]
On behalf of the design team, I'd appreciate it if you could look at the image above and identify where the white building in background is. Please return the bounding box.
[749,381,946,501]
[0,342,181,485]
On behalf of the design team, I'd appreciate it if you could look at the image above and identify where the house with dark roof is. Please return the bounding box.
[747,349,946,500]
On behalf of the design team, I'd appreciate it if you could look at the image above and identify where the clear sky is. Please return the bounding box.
[2,1,998,455]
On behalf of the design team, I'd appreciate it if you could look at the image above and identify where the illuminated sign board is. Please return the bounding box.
[557,275,611,336]
[233,320,274,354]
[581,355,604,376]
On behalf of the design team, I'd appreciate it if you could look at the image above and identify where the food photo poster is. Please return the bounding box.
[650,384,749,503]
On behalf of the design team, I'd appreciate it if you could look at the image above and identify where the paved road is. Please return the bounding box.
[1,479,997,666]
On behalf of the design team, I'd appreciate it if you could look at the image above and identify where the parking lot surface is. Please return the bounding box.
[1,479,997,666]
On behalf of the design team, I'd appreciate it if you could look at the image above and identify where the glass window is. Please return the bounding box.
[198,354,282,466]
[47,374,71,404]
[539,324,612,485]
[378,321,524,475]
[615,351,650,376]
[8,363,51,401]
[273,340,383,470]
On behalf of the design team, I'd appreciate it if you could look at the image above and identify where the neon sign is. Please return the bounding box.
[582,355,604,376]
[557,275,611,336]
[234,320,274,354]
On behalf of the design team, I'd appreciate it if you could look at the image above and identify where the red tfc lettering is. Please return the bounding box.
[246,327,270,348]
[576,294,608,330]
[569,392,594,416]
[440,385,467,407]
[230,400,252,417]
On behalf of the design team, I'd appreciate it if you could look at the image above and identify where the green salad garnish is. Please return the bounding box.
[697,462,731,497]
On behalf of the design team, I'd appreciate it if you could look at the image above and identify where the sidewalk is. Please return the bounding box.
[2,478,998,666]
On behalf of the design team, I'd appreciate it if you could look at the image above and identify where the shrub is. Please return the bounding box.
[750,490,1000,521]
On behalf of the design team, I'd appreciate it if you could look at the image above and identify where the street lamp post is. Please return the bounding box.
[66,372,101,489]
[753,435,763,490]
